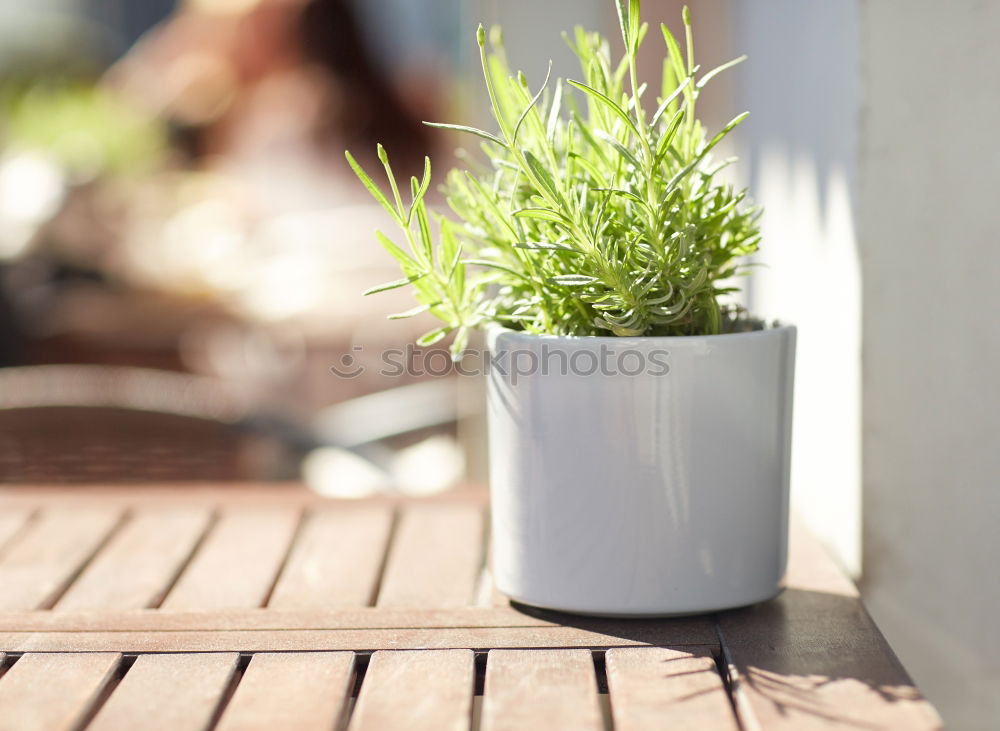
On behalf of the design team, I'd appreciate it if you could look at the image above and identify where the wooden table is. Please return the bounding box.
[0,485,941,730]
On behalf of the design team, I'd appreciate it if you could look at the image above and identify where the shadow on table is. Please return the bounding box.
[714,587,935,727]
[506,587,937,728]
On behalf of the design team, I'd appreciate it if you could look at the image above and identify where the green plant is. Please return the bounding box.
[3,85,166,179]
[346,0,760,356]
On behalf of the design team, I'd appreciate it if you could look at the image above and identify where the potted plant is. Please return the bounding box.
[346,1,795,616]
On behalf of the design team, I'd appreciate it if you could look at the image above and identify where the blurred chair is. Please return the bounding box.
[0,365,292,483]
[0,365,467,489]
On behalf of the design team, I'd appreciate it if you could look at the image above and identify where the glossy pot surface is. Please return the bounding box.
[486,325,796,615]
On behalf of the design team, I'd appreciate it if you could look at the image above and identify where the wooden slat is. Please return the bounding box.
[0,623,717,654]
[718,521,943,730]
[0,606,716,634]
[55,508,211,610]
[605,647,738,731]
[0,608,715,656]
[481,650,603,731]
[349,650,474,731]
[215,653,354,731]
[377,504,485,608]
[0,508,33,554]
[268,507,393,608]
[87,653,239,731]
[0,508,121,609]
[0,652,120,731]
[161,507,300,610]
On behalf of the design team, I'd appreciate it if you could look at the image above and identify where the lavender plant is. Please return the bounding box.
[346,1,760,356]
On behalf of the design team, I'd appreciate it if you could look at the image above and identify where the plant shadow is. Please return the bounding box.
[502,587,939,728]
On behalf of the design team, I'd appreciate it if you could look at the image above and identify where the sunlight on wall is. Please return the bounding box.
[733,0,863,576]
[749,148,861,576]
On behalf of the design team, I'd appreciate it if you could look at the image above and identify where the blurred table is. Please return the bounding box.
[0,485,940,730]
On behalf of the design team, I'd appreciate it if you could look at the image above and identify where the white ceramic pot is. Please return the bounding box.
[486,325,796,616]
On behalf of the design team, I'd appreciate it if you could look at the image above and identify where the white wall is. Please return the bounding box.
[859,2,1000,728]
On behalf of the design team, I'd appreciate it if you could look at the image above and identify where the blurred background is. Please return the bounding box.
[0,0,996,727]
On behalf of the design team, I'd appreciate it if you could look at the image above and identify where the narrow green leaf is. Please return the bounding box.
[446,243,464,282]
[550,274,599,286]
[615,0,631,49]
[696,55,746,90]
[650,77,690,128]
[450,326,470,359]
[660,24,687,88]
[592,187,649,210]
[375,231,414,267]
[653,108,685,167]
[593,129,642,170]
[636,21,648,50]
[660,112,749,197]
[423,122,506,147]
[388,303,435,319]
[344,150,401,223]
[566,80,641,140]
[522,150,564,206]
[700,112,749,157]
[462,258,532,280]
[513,207,571,224]
[364,273,426,296]
[546,80,563,141]
[406,156,432,225]
[567,152,607,186]
[417,326,451,347]
[439,215,459,266]
[512,61,552,145]
[514,242,584,254]
[629,0,641,53]
[413,193,433,264]
[377,144,404,217]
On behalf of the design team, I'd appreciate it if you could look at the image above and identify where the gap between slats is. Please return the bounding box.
[375,505,487,608]
[0,508,127,611]
[159,507,303,610]
[0,647,738,731]
[55,508,216,611]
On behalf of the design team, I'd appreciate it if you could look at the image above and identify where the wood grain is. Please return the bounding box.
[56,508,211,610]
[349,650,474,731]
[215,652,355,731]
[87,653,239,731]
[605,647,738,731]
[0,508,121,609]
[377,504,485,608]
[268,506,393,608]
[0,652,120,731]
[160,507,300,610]
[481,650,604,731]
